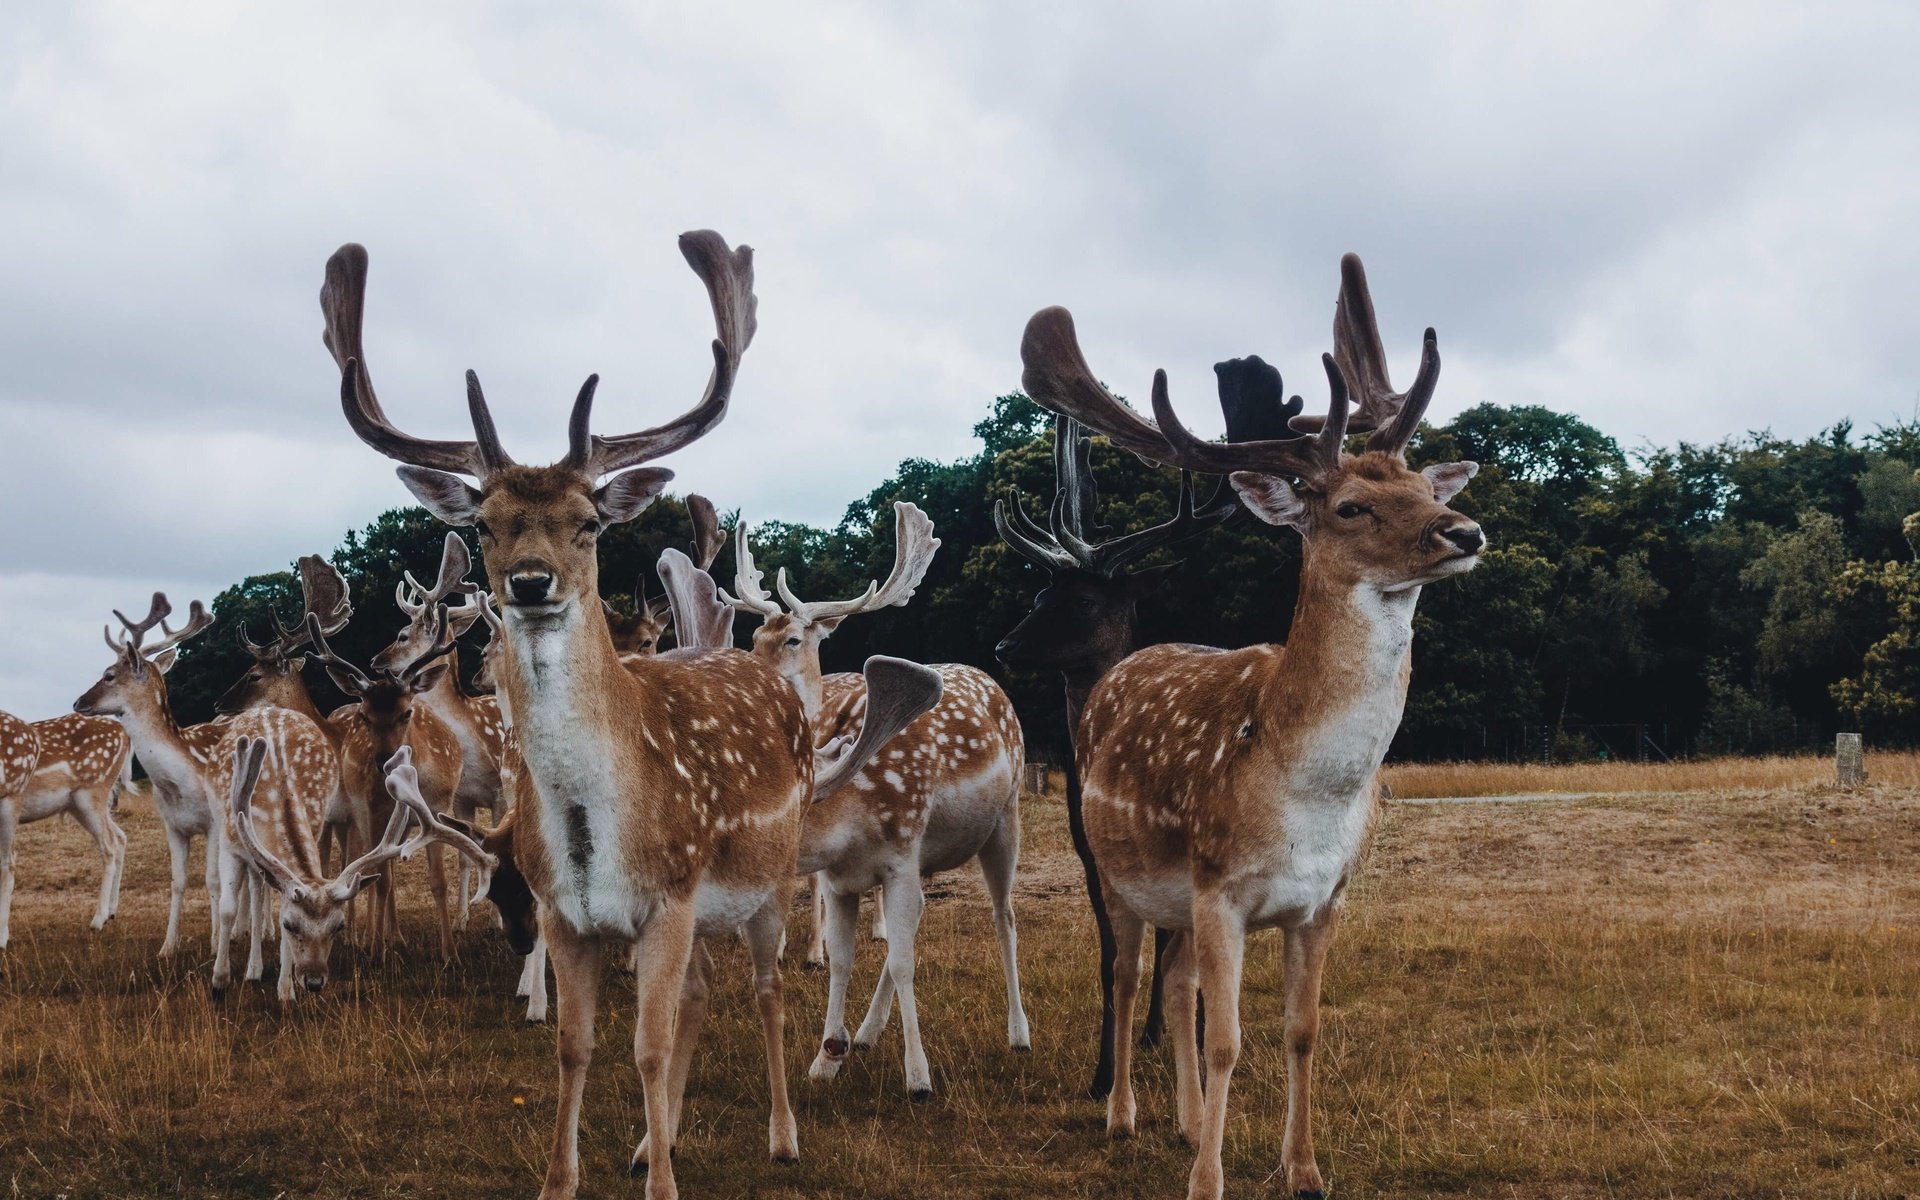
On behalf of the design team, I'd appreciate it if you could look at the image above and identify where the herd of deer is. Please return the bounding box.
[0,233,1483,1200]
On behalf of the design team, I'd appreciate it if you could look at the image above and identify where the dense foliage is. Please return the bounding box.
[164,397,1920,764]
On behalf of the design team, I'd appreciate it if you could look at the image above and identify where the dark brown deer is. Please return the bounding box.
[1020,254,1484,1199]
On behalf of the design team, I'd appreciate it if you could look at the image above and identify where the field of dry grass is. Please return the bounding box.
[2,770,1916,1198]
[1381,749,1920,798]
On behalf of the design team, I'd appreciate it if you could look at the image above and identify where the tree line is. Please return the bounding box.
[163,393,1920,764]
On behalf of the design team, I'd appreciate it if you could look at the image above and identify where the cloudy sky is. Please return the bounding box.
[3,1,1917,717]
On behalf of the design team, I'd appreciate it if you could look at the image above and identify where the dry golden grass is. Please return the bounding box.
[1381,749,1920,799]
[2,772,1916,1198]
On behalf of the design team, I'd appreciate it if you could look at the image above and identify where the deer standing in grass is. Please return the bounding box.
[75,595,340,994]
[214,555,358,870]
[306,608,467,959]
[994,412,1246,1096]
[0,713,131,947]
[1020,254,1485,1199]
[373,532,509,919]
[727,502,1031,1096]
[325,230,936,1197]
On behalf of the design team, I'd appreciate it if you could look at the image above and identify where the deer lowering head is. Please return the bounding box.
[75,593,215,719]
[216,556,353,716]
[724,501,940,716]
[1020,253,1483,594]
[372,532,483,674]
[323,232,754,636]
[227,734,419,992]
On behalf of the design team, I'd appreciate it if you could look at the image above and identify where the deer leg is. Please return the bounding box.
[0,798,16,949]
[1280,907,1340,1199]
[634,938,713,1176]
[453,798,477,930]
[1188,894,1247,1200]
[976,802,1030,1050]
[1065,755,1121,1099]
[807,886,862,1081]
[868,886,887,940]
[803,872,828,968]
[242,870,267,983]
[160,825,189,957]
[70,788,123,930]
[519,929,550,1023]
[878,876,931,1097]
[203,832,224,957]
[628,899,695,1200]
[539,921,603,1200]
[1142,926,1174,1046]
[1106,903,1147,1139]
[210,847,242,999]
[425,843,454,961]
[744,891,799,1163]
[275,893,296,1003]
[1164,930,1203,1143]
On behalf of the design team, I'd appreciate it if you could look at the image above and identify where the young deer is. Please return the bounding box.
[727,503,1032,1096]
[75,595,340,994]
[0,713,132,947]
[993,413,1241,1096]
[214,554,358,869]
[306,609,466,959]
[1020,254,1485,1200]
[373,532,509,919]
[322,229,839,1197]
[225,734,425,996]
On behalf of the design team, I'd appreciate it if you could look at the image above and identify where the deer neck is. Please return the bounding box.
[502,598,632,800]
[115,689,202,796]
[278,673,338,747]
[1060,610,1139,732]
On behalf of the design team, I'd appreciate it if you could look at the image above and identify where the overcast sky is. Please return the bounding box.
[3,2,1917,718]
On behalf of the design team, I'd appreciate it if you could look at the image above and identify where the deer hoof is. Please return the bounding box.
[908,1086,933,1102]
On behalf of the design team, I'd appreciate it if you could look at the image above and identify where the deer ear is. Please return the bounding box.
[323,665,365,698]
[1230,471,1310,531]
[397,467,484,526]
[593,468,673,525]
[1423,461,1478,504]
[347,872,383,898]
[149,648,180,676]
[408,659,452,694]
[1123,561,1180,595]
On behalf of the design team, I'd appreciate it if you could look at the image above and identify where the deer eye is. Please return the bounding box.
[785,637,802,648]
[579,519,601,538]
[1335,502,1370,520]
[474,520,493,539]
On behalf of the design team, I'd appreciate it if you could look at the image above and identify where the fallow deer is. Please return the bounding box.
[75,594,340,995]
[727,503,1032,1096]
[1020,254,1485,1199]
[225,733,424,996]
[305,609,467,959]
[993,413,1244,1096]
[373,532,509,918]
[604,494,727,658]
[214,554,358,870]
[0,713,132,947]
[321,228,853,1197]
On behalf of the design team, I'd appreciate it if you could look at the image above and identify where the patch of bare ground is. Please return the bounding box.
[0,773,1914,1197]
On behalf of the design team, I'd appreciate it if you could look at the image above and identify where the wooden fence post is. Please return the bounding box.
[1836,733,1865,788]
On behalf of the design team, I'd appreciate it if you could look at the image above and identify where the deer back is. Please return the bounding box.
[0,711,40,799]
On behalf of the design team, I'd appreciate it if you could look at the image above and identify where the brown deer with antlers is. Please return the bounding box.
[1020,255,1485,1200]
[76,595,340,994]
[0,712,132,947]
[727,501,1031,1096]
[324,229,941,1197]
[372,532,509,919]
[306,608,466,959]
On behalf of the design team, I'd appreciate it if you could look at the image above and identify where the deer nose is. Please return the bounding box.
[1442,524,1486,555]
[509,572,555,604]
[993,634,1020,662]
[302,974,327,993]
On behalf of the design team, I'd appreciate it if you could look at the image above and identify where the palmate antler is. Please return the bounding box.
[723,503,941,628]
[324,232,757,482]
[105,592,214,674]
[397,533,479,619]
[228,734,419,900]
[241,555,352,663]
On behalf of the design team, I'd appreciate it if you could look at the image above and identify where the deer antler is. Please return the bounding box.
[813,656,944,801]
[1287,254,1440,456]
[687,494,724,571]
[384,746,497,869]
[228,735,306,894]
[323,780,419,902]
[137,599,213,660]
[1020,305,1352,488]
[243,555,352,663]
[327,231,756,482]
[303,612,374,696]
[722,515,783,618]
[658,548,736,651]
[773,502,940,625]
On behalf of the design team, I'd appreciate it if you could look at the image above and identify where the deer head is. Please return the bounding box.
[216,556,353,715]
[306,610,456,761]
[381,745,538,954]
[1020,254,1484,596]
[372,532,482,674]
[228,734,419,992]
[723,502,940,716]
[323,233,755,641]
[75,593,214,719]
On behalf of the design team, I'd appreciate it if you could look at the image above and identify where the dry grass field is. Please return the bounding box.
[2,766,1916,1198]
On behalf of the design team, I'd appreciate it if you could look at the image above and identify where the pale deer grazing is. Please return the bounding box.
[214,554,357,869]
[1020,254,1485,1200]
[727,502,1032,1096]
[994,413,1241,1096]
[305,608,466,959]
[225,733,423,996]
[0,713,132,947]
[373,532,509,919]
[323,228,941,1196]
[75,595,340,995]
